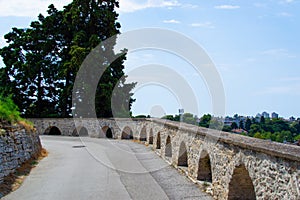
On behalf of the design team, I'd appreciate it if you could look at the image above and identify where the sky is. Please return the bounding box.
[0,0,300,118]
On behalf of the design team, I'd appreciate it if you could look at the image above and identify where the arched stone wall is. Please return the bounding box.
[197,149,212,182]
[29,118,300,200]
[148,128,153,144]
[102,126,114,138]
[121,126,133,140]
[228,164,256,200]
[140,126,147,141]
[44,126,62,135]
[156,132,161,149]
[178,141,188,167]
[73,126,89,137]
[165,135,172,158]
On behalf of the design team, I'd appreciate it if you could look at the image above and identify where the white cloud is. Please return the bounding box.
[254,3,267,8]
[257,85,300,95]
[214,5,240,10]
[278,0,296,5]
[163,19,180,24]
[278,12,292,17]
[280,0,294,3]
[261,48,296,58]
[118,0,181,13]
[181,4,198,9]
[0,0,72,17]
[190,22,215,29]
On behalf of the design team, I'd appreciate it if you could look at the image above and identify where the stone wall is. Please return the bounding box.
[30,118,300,200]
[0,125,42,186]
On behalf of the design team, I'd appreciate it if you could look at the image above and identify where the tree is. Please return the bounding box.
[222,125,232,132]
[260,116,265,124]
[231,122,238,130]
[239,120,244,129]
[162,115,175,121]
[245,118,252,131]
[199,114,212,128]
[182,113,197,125]
[0,1,135,118]
[295,134,300,142]
[0,18,61,117]
[249,124,262,137]
[253,132,263,139]
[210,117,223,130]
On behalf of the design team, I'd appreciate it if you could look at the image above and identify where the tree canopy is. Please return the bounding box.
[0,0,135,118]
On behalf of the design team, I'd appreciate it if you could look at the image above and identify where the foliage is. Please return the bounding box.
[0,95,21,123]
[162,115,176,121]
[222,125,232,132]
[160,112,300,144]
[231,122,238,130]
[199,114,211,128]
[245,118,252,131]
[182,113,197,125]
[0,0,135,118]
[248,118,300,143]
[134,115,147,118]
[209,117,223,130]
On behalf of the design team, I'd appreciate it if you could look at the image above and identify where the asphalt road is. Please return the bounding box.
[2,136,213,200]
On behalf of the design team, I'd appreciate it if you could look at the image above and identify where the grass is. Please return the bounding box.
[0,148,48,197]
[0,95,34,132]
[0,96,21,124]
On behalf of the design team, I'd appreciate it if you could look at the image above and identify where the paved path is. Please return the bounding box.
[3,136,212,200]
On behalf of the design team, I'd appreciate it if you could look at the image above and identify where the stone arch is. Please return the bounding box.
[197,150,212,182]
[102,126,113,139]
[178,141,188,167]
[228,164,256,200]
[72,127,89,137]
[140,126,147,141]
[156,132,161,149]
[149,128,153,144]
[165,135,172,157]
[121,126,133,140]
[44,126,62,135]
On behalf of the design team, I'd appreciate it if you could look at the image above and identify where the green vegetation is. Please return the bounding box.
[0,95,21,123]
[133,115,151,118]
[248,117,300,143]
[0,0,135,118]
[0,95,34,130]
[161,113,300,144]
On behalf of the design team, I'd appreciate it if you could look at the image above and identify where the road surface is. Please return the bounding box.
[3,136,213,200]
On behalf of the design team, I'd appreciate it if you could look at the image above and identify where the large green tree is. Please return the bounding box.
[0,0,135,118]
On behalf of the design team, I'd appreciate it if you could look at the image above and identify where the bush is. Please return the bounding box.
[0,95,21,123]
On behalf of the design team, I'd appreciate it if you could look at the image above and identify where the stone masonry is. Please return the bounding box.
[0,124,42,195]
[29,118,300,200]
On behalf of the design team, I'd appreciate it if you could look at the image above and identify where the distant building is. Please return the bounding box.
[224,116,234,126]
[224,115,246,127]
[289,116,296,122]
[271,112,279,119]
[256,113,262,118]
[262,112,270,119]
[232,129,248,134]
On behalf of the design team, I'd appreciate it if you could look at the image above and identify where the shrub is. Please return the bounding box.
[0,95,21,123]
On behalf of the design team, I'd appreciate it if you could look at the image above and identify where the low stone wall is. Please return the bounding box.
[0,125,42,186]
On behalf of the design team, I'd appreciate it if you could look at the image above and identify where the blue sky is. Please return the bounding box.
[0,0,300,118]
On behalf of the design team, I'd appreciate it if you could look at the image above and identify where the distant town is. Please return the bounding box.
[134,111,300,146]
[223,111,299,130]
